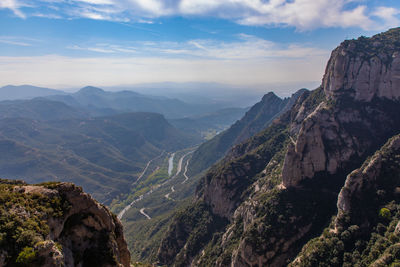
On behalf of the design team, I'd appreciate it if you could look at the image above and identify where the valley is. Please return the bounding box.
[1,3,400,265]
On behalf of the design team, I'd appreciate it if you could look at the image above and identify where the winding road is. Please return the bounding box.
[164,186,175,200]
[140,208,151,220]
[181,156,192,184]
[132,151,164,186]
[118,148,197,220]
[164,150,195,199]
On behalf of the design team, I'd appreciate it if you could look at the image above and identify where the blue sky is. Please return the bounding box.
[0,0,399,94]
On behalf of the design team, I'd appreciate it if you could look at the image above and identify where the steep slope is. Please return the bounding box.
[0,179,130,267]
[0,112,198,203]
[188,89,306,176]
[156,28,400,266]
[292,134,400,266]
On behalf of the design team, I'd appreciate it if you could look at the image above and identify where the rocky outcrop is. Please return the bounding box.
[337,134,400,227]
[323,29,400,102]
[157,28,400,267]
[282,28,400,188]
[0,181,130,267]
[291,134,400,266]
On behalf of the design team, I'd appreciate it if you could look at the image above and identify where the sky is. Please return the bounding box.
[0,0,400,95]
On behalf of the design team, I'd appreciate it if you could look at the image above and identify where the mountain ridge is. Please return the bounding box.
[188,89,307,177]
[156,28,400,267]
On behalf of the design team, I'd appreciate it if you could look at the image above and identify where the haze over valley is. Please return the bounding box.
[1,1,400,267]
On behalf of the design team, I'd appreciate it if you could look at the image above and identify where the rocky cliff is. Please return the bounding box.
[0,180,130,267]
[157,28,400,266]
[292,134,400,266]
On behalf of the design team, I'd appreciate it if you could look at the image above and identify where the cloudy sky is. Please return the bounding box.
[0,0,399,93]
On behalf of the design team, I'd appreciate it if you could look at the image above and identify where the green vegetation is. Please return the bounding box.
[0,180,70,265]
[380,208,392,220]
[16,247,37,266]
[292,134,400,267]
[0,110,198,204]
[158,202,228,266]
[293,203,400,267]
[188,91,291,177]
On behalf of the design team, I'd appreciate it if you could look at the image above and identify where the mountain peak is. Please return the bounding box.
[261,91,279,102]
[323,27,400,102]
[76,86,105,95]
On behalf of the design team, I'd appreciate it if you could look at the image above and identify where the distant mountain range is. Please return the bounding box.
[0,85,67,100]
[0,85,248,119]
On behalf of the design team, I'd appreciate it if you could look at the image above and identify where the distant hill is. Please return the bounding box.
[0,112,199,203]
[0,98,88,120]
[0,85,66,100]
[45,86,234,119]
[169,107,249,138]
[1,84,250,120]
[188,89,307,176]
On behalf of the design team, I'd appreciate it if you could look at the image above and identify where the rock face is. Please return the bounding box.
[323,30,400,102]
[282,28,400,188]
[291,134,400,266]
[157,28,400,267]
[0,181,130,267]
[337,134,400,227]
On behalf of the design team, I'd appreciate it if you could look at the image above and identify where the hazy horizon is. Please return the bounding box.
[1,0,399,96]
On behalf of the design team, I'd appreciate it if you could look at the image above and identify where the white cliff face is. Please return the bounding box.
[323,40,400,102]
[282,32,400,188]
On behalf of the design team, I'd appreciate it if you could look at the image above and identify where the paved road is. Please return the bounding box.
[181,156,192,184]
[140,208,151,220]
[165,186,175,200]
[132,151,164,186]
[118,147,197,219]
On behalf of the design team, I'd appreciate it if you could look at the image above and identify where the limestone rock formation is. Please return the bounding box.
[337,134,400,227]
[282,28,400,188]
[0,180,130,267]
[156,28,400,267]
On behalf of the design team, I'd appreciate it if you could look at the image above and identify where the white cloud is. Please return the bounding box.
[372,6,400,30]
[65,35,328,60]
[32,13,62,19]
[1,0,398,30]
[0,0,26,18]
[0,36,36,46]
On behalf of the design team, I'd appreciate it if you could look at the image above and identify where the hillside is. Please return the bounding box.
[0,179,130,267]
[156,28,400,266]
[0,112,198,203]
[0,98,88,121]
[188,89,306,176]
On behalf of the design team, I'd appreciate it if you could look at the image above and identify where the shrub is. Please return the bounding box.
[379,208,392,220]
[16,247,36,266]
